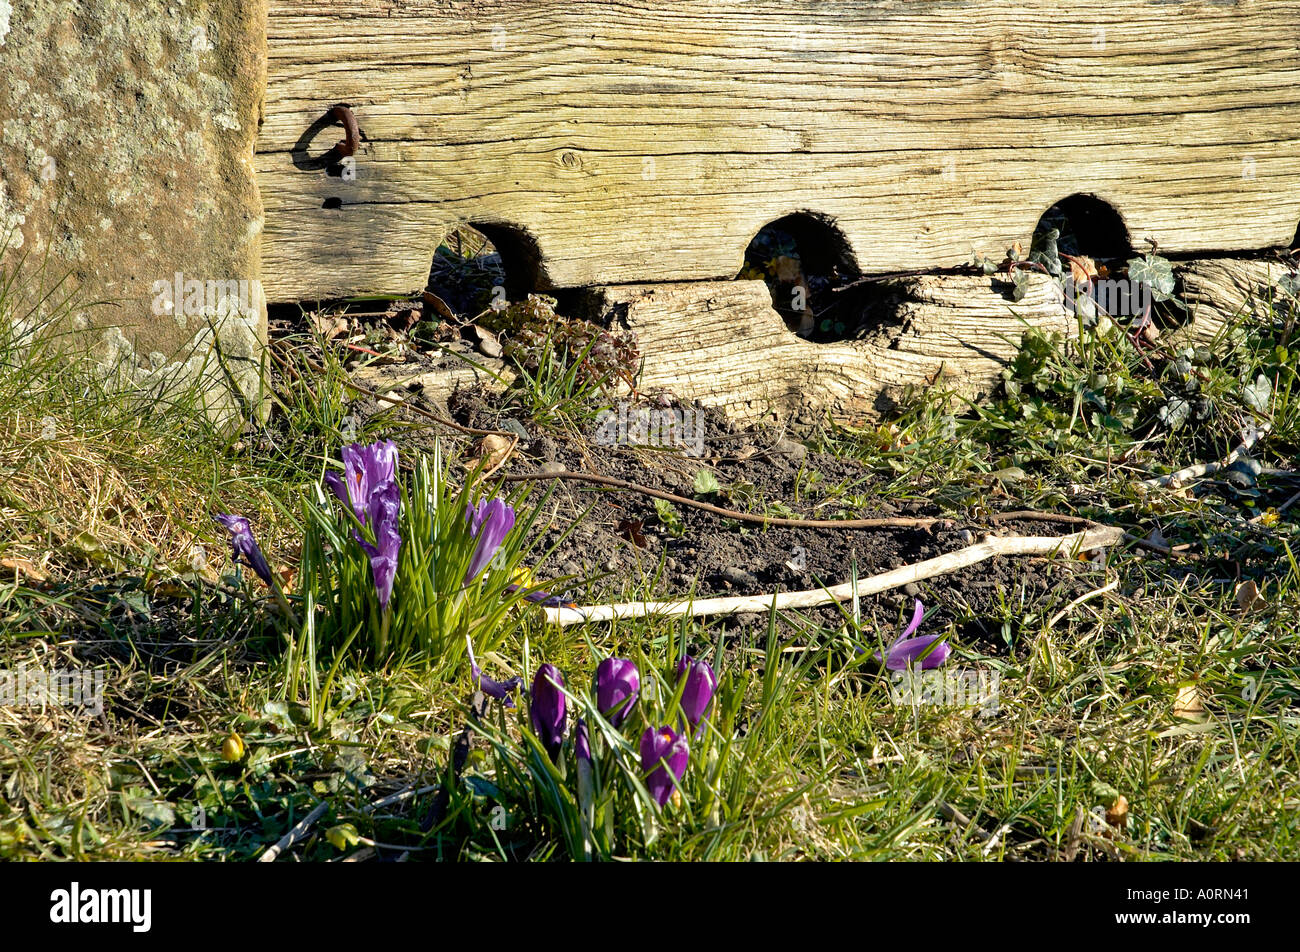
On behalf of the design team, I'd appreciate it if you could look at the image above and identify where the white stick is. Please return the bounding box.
[1138,423,1269,489]
[257,801,329,862]
[543,526,1123,626]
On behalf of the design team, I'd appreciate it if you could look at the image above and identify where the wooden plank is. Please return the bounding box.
[256,0,1300,301]
[1179,257,1297,343]
[585,275,1071,423]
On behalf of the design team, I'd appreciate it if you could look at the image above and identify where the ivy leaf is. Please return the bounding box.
[1029,227,1062,277]
[1127,254,1177,301]
[1242,374,1272,412]
[1157,397,1191,431]
[1278,271,1300,298]
[1011,269,1031,303]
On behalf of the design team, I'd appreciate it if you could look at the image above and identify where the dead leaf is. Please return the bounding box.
[1064,253,1099,285]
[471,434,512,473]
[310,311,350,341]
[1235,580,1266,614]
[422,290,458,322]
[1,557,47,583]
[1174,683,1207,721]
[1105,795,1129,829]
[768,255,803,283]
[617,519,648,548]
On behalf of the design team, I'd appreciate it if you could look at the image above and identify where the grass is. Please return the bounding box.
[1,251,1298,861]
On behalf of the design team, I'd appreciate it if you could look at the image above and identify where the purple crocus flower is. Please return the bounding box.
[464,497,516,584]
[324,440,398,523]
[465,635,523,706]
[676,656,718,728]
[595,657,639,727]
[640,725,690,807]
[873,599,950,670]
[356,480,402,610]
[214,514,274,588]
[575,718,592,765]
[503,583,576,608]
[530,664,566,759]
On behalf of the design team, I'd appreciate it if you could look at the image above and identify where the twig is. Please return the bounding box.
[257,801,329,862]
[270,342,515,440]
[1138,423,1270,489]
[543,526,1122,626]
[497,470,1164,551]
[1046,577,1119,628]
[363,783,439,814]
[938,801,993,841]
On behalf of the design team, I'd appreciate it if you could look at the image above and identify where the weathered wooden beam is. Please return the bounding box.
[257,0,1300,301]
[583,275,1070,424]
[1178,258,1297,343]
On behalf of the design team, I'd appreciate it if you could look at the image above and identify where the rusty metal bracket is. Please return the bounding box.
[330,104,360,158]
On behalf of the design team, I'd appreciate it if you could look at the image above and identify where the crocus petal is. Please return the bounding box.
[336,440,399,523]
[640,725,690,807]
[676,656,718,728]
[214,513,274,588]
[359,521,402,611]
[595,657,640,727]
[366,479,402,532]
[503,583,576,608]
[465,635,523,705]
[464,497,516,584]
[575,718,592,764]
[899,599,925,641]
[878,634,951,671]
[323,470,350,513]
[530,664,566,759]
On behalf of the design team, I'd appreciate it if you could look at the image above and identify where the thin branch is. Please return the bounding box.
[1046,576,1119,628]
[543,526,1122,626]
[498,470,1172,556]
[257,801,329,862]
[1138,423,1270,489]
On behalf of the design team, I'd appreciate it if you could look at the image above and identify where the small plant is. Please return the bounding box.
[297,440,556,673]
[481,294,640,425]
[213,438,563,713]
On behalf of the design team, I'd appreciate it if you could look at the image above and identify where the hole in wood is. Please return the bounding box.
[739,212,911,343]
[1032,194,1133,264]
[425,223,550,316]
[469,222,551,298]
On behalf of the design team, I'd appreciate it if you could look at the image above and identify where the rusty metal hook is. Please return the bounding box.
[330,104,360,158]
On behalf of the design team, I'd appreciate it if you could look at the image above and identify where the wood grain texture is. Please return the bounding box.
[587,275,1071,423]
[1178,257,1297,343]
[256,0,1300,301]
[343,256,1295,427]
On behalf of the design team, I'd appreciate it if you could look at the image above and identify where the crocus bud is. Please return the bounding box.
[640,725,689,807]
[530,664,566,759]
[676,656,718,728]
[214,514,275,589]
[574,718,592,764]
[594,657,639,727]
[464,497,516,584]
